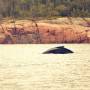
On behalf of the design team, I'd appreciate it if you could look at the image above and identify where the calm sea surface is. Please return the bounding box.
[0,44,90,90]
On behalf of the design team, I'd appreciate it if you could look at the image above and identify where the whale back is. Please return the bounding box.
[43,46,73,54]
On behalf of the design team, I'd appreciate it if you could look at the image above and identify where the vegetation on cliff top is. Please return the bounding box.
[0,0,90,19]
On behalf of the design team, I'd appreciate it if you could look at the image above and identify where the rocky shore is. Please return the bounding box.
[0,18,90,44]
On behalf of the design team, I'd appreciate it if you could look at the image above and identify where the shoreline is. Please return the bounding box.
[0,17,90,44]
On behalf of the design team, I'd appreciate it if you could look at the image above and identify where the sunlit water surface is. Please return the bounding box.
[0,44,90,90]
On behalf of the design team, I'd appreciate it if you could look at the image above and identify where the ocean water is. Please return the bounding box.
[0,44,90,90]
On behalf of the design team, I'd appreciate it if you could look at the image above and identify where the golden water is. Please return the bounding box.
[0,44,90,90]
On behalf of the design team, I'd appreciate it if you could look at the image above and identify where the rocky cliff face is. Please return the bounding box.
[0,18,90,44]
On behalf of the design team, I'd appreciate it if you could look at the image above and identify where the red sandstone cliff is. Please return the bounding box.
[0,18,90,44]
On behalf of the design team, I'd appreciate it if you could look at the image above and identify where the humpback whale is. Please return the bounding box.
[43,46,73,54]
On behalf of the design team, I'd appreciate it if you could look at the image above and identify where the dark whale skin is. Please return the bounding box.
[43,46,74,54]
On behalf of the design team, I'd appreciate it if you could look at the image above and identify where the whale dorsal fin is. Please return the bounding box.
[56,46,64,48]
